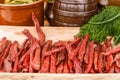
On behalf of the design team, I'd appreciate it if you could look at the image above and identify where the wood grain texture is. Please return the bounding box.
[0,26,79,44]
[0,73,120,80]
[0,26,119,80]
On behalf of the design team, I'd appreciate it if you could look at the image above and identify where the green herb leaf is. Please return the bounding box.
[77,6,120,45]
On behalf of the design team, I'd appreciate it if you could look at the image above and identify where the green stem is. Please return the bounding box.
[114,34,120,45]
[89,13,120,25]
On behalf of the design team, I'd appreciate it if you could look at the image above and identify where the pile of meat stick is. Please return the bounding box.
[0,13,120,73]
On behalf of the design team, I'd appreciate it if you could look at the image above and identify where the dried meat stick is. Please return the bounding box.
[68,59,73,73]
[73,57,82,73]
[54,38,80,48]
[78,34,89,63]
[11,41,19,72]
[32,46,41,70]
[98,42,107,73]
[41,40,52,63]
[65,41,82,73]
[4,59,12,72]
[114,53,120,73]
[18,42,30,70]
[0,40,11,70]
[45,38,80,56]
[115,65,120,73]
[22,54,30,68]
[40,57,50,73]
[29,42,39,73]
[84,44,89,64]
[12,55,19,72]
[65,43,75,60]
[63,51,69,73]
[98,53,104,73]
[50,46,56,73]
[8,41,19,62]
[0,37,7,67]
[29,47,34,73]
[57,61,64,73]
[32,12,46,46]
[56,49,66,66]
[18,40,30,71]
[106,55,114,71]
[90,68,95,73]
[114,53,120,62]
[102,43,108,71]
[116,59,120,68]
[0,37,7,64]
[63,60,69,73]
[70,37,81,47]
[54,41,68,47]
[73,41,81,56]
[0,37,7,53]
[23,29,36,43]
[54,38,81,48]
[105,39,114,72]
[50,53,56,73]
[19,42,38,66]
[84,41,94,73]
[102,47,120,56]
[44,46,65,57]
[66,41,81,60]
[107,64,114,73]
[97,43,106,73]
[93,45,100,72]
[40,40,52,73]
[18,39,29,57]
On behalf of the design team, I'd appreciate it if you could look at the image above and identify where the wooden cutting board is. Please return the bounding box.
[0,26,119,80]
[0,26,79,44]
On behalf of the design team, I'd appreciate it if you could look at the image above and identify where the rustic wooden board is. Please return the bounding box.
[0,73,120,80]
[0,26,119,80]
[0,26,79,44]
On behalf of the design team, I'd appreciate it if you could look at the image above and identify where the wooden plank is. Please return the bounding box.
[0,73,120,80]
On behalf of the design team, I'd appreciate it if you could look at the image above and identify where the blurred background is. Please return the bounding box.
[0,0,120,26]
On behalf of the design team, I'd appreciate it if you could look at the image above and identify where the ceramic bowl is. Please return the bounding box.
[0,0,44,26]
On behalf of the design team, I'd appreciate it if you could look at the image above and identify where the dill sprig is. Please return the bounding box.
[77,6,120,45]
